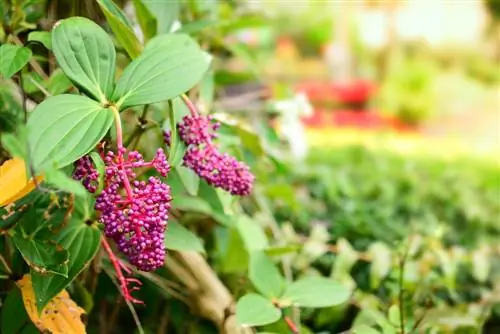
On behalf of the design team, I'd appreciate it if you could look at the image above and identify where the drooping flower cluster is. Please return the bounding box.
[174,114,254,196]
[73,156,99,193]
[93,148,171,272]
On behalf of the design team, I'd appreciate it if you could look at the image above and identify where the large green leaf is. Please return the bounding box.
[0,44,32,79]
[97,0,142,59]
[280,277,351,308]
[165,220,205,253]
[142,0,179,34]
[11,233,69,277]
[236,294,281,327]
[113,34,210,109]
[249,251,285,298]
[27,94,113,172]
[52,17,116,102]
[31,219,101,311]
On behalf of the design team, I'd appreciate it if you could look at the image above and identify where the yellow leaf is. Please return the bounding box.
[17,274,87,334]
[0,158,43,207]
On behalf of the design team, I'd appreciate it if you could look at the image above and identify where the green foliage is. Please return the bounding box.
[113,34,210,109]
[27,94,114,172]
[0,44,31,79]
[52,17,116,102]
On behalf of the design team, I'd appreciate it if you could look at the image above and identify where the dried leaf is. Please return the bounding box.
[17,274,86,334]
[0,158,43,207]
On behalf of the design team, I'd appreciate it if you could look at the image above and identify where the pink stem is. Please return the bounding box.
[101,236,143,304]
[181,94,198,116]
[111,106,135,201]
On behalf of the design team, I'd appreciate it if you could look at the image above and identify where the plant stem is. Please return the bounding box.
[101,236,142,304]
[110,106,134,200]
[181,94,198,116]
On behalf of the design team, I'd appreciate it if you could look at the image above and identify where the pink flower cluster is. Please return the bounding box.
[73,156,99,193]
[75,148,171,272]
[175,114,254,196]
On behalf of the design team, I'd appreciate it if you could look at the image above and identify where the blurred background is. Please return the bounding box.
[211,0,500,332]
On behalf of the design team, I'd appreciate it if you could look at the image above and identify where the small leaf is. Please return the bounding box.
[1,287,36,334]
[236,293,281,327]
[249,251,285,298]
[17,274,86,333]
[27,94,114,172]
[236,215,269,251]
[27,31,52,50]
[44,168,88,197]
[165,220,205,253]
[133,0,157,41]
[281,277,351,308]
[45,69,72,95]
[176,166,199,196]
[113,34,210,109]
[368,242,392,289]
[89,151,105,194]
[353,325,382,334]
[97,0,143,59]
[0,158,42,207]
[11,234,69,277]
[142,0,179,34]
[0,131,27,159]
[0,44,32,79]
[31,218,101,311]
[471,248,490,283]
[52,16,116,102]
[388,305,401,327]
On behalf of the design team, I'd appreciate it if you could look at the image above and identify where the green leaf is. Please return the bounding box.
[113,34,210,109]
[89,151,105,195]
[45,69,72,95]
[52,16,116,102]
[217,226,249,273]
[176,166,199,196]
[31,219,101,312]
[142,0,179,34]
[281,277,350,308]
[249,251,285,298]
[165,220,205,253]
[165,97,189,167]
[133,0,157,41]
[0,44,32,79]
[264,245,301,257]
[236,294,281,327]
[27,94,113,172]
[96,0,142,59]
[1,287,35,334]
[368,242,392,289]
[353,325,382,334]
[27,31,52,50]
[44,168,89,197]
[1,131,27,160]
[11,233,69,277]
[236,215,269,251]
[388,305,401,327]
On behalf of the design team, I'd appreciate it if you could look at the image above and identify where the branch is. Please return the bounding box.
[165,251,253,334]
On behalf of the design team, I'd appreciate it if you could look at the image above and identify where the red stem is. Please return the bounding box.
[101,236,143,304]
[284,316,299,334]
